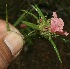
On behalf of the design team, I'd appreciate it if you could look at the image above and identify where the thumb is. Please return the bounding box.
[4,31,25,57]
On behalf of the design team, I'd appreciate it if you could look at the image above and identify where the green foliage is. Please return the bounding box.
[49,36,62,63]
[32,5,46,24]
[22,10,38,20]
[22,21,39,30]
[14,13,26,27]
[21,5,62,63]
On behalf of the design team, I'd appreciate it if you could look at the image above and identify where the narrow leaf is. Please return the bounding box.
[14,13,26,26]
[22,21,39,30]
[32,5,46,23]
[49,37,62,63]
[14,8,34,27]
[22,10,38,20]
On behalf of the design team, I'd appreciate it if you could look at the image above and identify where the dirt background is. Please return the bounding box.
[0,0,70,69]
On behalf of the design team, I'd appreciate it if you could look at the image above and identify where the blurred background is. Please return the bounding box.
[0,0,70,69]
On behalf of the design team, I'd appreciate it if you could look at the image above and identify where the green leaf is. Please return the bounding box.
[13,13,26,27]
[22,21,40,30]
[49,37,62,63]
[22,10,38,20]
[14,8,34,27]
[32,5,46,23]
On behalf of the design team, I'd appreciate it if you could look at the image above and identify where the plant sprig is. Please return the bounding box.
[21,5,62,63]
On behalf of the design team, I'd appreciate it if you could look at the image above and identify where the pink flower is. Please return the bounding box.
[50,12,69,36]
[50,18,64,32]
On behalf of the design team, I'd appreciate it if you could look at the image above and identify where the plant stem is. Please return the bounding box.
[6,4,10,31]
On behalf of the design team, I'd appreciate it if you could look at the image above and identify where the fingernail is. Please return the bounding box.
[4,32,25,56]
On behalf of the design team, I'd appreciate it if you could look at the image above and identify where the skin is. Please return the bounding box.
[0,19,25,69]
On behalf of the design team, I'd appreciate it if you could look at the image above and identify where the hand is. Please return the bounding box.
[0,19,25,69]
